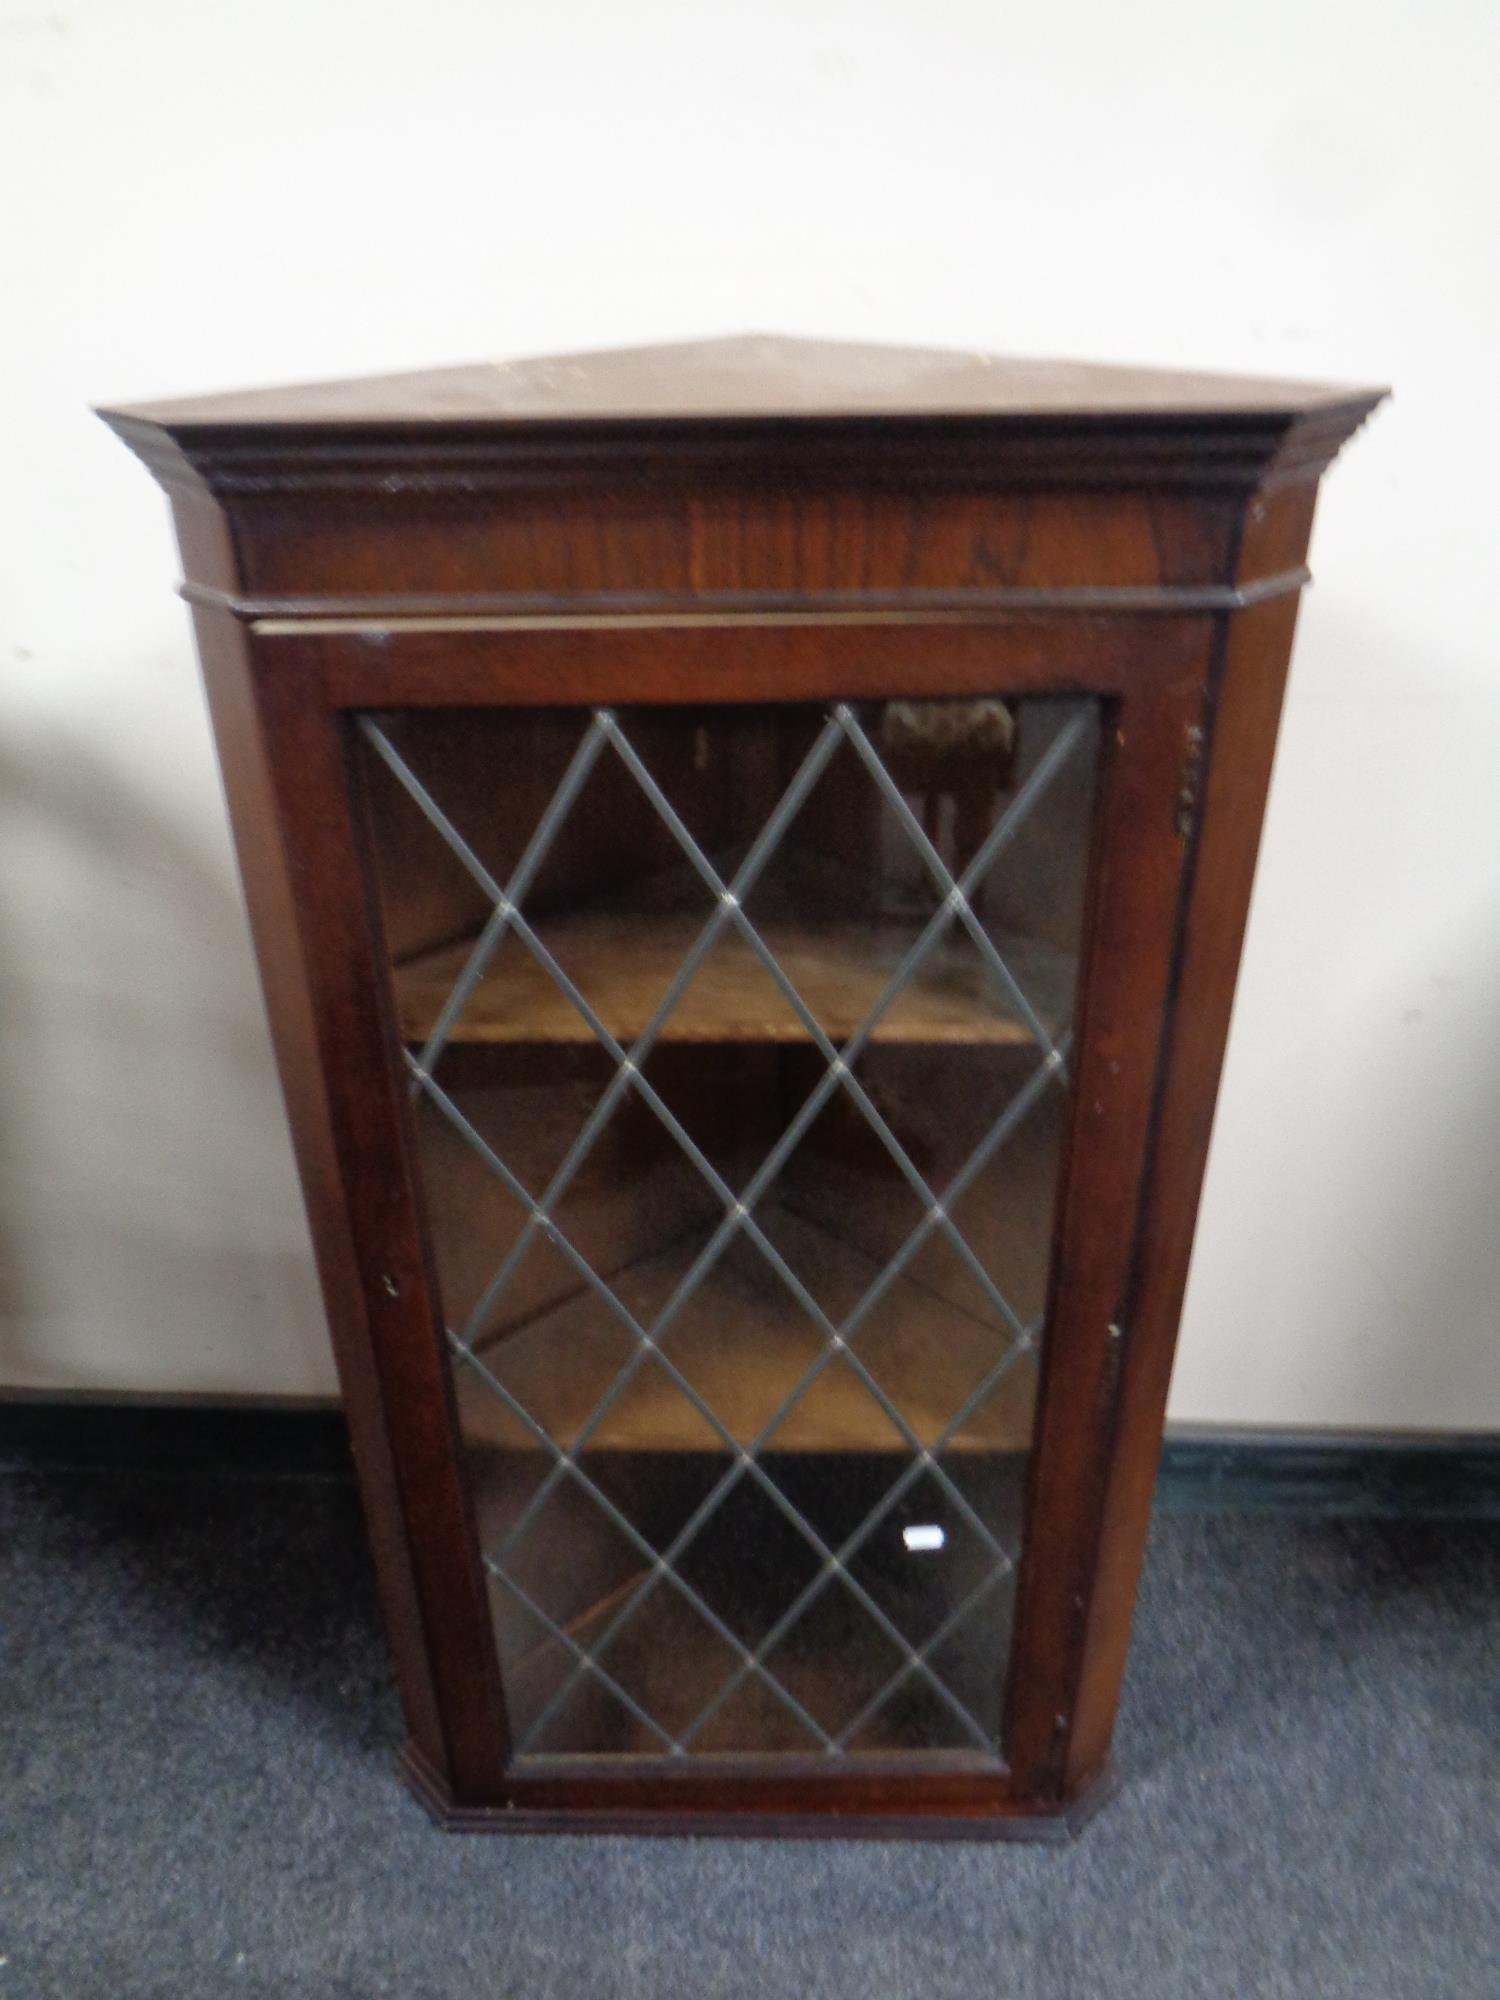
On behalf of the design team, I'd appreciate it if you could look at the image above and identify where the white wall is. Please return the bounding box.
[2,0,1497,1425]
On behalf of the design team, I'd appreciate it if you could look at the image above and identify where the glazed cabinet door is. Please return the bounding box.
[244,618,1207,1827]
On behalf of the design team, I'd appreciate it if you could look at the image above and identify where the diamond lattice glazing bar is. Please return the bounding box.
[362,701,1090,1757]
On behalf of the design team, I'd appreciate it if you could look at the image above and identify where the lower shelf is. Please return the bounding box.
[449,1199,1037,1763]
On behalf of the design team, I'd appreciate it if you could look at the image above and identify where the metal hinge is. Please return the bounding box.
[1175,723,1206,841]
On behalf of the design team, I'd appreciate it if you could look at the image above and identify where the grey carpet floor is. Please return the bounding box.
[2,1466,1497,1998]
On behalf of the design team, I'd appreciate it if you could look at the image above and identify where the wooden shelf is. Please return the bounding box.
[453,1202,1038,1459]
[395,909,1071,1048]
[461,1200,1033,1756]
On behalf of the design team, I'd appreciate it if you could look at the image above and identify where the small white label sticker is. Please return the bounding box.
[902,1523,945,1553]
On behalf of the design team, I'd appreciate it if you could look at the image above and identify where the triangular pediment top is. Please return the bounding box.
[99,332,1385,434]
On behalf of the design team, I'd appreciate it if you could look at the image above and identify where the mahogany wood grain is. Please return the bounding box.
[397,1738,1121,1841]
[215,488,1253,606]
[263,612,1213,711]
[189,604,448,1778]
[245,652,512,1801]
[999,664,1206,1796]
[103,333,1383,1838]
[1058,588,1310,1792]
[105,333,1380,428]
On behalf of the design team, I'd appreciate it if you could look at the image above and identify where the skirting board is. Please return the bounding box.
[1,1394,1498,1517]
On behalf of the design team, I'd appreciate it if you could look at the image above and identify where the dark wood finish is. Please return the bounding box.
[197,614,511,1799]
[1001,664,1204,1798]
[103,333,1379,426]
[1058,590,1314,1793]
[265,613,1210,707]
[396,1738,1121,1841]
[101,334,1382,612]
[187,606,448,1781]
[102,333,1382,1838]
[253,665,514,1800]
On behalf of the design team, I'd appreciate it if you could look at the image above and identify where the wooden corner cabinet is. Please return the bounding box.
[101,335,1383,1839]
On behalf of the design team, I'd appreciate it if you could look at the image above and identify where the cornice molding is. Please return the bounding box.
[102,401,1382,503]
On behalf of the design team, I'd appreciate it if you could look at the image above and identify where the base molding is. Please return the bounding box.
[396,1740,1119,1842]
[1156,1425,1500,1517]
[5,1395,1498,1517]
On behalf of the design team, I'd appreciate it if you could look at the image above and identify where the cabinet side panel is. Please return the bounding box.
[1234,480,1320,587]
[1062,587,1305,1786]
[1000,663,1207,1798]
[168,488,241,598]
[190,605,449,1771]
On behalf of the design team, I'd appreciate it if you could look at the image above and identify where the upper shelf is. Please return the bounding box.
[393,910,1072,1049]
